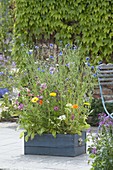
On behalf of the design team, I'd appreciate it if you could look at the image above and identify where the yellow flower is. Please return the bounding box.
[31,97,39,103]
[49,92,56,97]
[84,102,90,106]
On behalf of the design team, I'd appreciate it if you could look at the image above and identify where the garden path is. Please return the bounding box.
[0,122,96,170]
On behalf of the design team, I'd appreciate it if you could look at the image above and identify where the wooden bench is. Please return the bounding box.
[97,63,113,119]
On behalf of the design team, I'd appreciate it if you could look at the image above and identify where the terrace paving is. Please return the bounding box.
[0,122,96,170]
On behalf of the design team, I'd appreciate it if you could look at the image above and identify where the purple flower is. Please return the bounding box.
[18,103,24,110]
[38,68,41,71]
[71,113,75,120]
[49,67,55,72]
[12,62,16,67]
[0,56,3,60]
[87,128,91,133]
[39,96,43,99]
[92,147,97,154]
[15,100,19,105]
[54,106,59,111]
[40,83,47,90]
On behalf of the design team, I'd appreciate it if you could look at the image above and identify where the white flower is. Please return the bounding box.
[58,115,66,120]
[66,103,72,107]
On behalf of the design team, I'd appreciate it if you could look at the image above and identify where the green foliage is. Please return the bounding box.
[88,114,113,170]
[3,47,95,140]
[13,0,113,63]
[0,0,13,56]
[89,98,113,126]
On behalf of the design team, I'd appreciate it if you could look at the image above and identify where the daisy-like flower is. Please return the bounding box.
[66,103,72,107]
[58,115,66,120]
[49,92,56,97]
[31,97,39,103]
[72,104,79,109]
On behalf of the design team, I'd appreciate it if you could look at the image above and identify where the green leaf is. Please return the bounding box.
[51,130,57,138]
[19,131,24,139]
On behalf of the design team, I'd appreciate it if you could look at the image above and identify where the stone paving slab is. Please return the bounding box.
[0,122,93,170]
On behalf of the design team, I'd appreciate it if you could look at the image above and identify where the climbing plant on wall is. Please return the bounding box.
[5,0,113,63]
[0,0,14,56]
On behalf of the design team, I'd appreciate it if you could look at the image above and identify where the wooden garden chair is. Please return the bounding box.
[97,63,113,119]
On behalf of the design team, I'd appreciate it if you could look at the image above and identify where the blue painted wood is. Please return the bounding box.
[24,132,86,157]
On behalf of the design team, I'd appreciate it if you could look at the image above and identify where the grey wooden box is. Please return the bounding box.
[24,131,86,157]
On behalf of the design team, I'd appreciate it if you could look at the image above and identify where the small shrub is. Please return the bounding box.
[88,113,113,170]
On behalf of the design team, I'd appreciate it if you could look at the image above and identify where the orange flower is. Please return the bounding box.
[72,104,79,109]
[39,100,43,105]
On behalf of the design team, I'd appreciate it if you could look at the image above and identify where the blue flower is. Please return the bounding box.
[50,71,54,74]
[9,75,13,79]
[93,73,97,77]
[98,61,102,65]
[28,50,33,55]
[87,62,90,66]
[91,66,94,70]
[49,55,54,59]
[0,72,4,75]
[86,57,90,61]
[73,45,77,50]
[41,70,45,72]
[59,51,63,56]
[50,43,53,47]
[59,40,62,43]
[66,63,70,67]
[98,66,101,70]
[38,68,41,71]
[65,43,70,48]
[21,43,24,46]
[35,46,39,49]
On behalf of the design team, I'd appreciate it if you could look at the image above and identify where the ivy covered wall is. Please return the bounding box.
[1,0,113,62]
[0,0,14,57]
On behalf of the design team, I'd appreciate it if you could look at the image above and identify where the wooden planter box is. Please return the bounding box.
[24,131,86,157]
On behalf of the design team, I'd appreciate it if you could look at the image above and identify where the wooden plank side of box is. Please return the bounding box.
[24,132,86,157]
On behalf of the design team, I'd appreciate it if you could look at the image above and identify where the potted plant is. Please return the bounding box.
[5,45,95,156]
